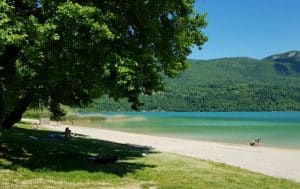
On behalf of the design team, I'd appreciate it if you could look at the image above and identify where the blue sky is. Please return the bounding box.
[189,0,300,60]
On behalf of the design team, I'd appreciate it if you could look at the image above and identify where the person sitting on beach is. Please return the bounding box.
[64,127,72,138]
[250,138,260,146]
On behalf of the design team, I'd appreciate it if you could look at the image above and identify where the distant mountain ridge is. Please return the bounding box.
[81,51,300,112]
[262,51,300,74]
[263,51,300,64]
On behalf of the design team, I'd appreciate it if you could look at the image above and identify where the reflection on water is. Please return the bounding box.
[79,112,300,149]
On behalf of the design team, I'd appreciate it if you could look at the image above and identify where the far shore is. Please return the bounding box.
[22,118,300,183]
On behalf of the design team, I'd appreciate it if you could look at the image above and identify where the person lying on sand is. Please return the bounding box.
[250,138,260,146]
[64,127,79,138]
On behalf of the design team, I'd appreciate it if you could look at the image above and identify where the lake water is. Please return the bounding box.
[80,112,300,149]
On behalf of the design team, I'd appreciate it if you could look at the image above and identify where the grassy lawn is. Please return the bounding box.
[0,123,299,189]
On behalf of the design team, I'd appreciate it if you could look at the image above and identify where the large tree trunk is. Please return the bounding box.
[1,93,32,129]
[0,87,3,146]
[0,86,3,128]
[0,45,25,129]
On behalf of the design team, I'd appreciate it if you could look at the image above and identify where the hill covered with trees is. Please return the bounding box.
[81,51,300,112]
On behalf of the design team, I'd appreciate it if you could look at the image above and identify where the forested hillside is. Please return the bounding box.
[81,51,300,112]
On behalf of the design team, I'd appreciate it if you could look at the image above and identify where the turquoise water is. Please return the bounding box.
[81,112,300,149]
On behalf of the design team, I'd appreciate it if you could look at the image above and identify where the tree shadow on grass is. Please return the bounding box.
[0,126,156,177]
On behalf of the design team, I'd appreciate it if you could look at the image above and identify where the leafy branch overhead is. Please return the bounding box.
[0,0,207,128]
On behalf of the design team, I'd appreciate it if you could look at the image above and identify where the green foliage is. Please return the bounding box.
[0,124,299,188]
[82,54,300,112]
[0,0,207,128]
[22,108,51,119]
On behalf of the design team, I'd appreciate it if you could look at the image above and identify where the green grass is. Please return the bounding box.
[23,109,106,125]
[0,123,300,189]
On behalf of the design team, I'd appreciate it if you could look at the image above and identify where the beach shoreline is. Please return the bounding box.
[22,118,300,183]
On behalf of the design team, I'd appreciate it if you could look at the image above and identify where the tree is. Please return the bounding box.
[0,0,207,129]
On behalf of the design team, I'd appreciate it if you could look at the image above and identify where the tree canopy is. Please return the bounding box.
[0,0,207,129]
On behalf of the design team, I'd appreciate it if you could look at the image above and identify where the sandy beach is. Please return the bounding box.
[23,119,300,182]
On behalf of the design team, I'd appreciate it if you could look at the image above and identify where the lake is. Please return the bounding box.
[80,112,300,149]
